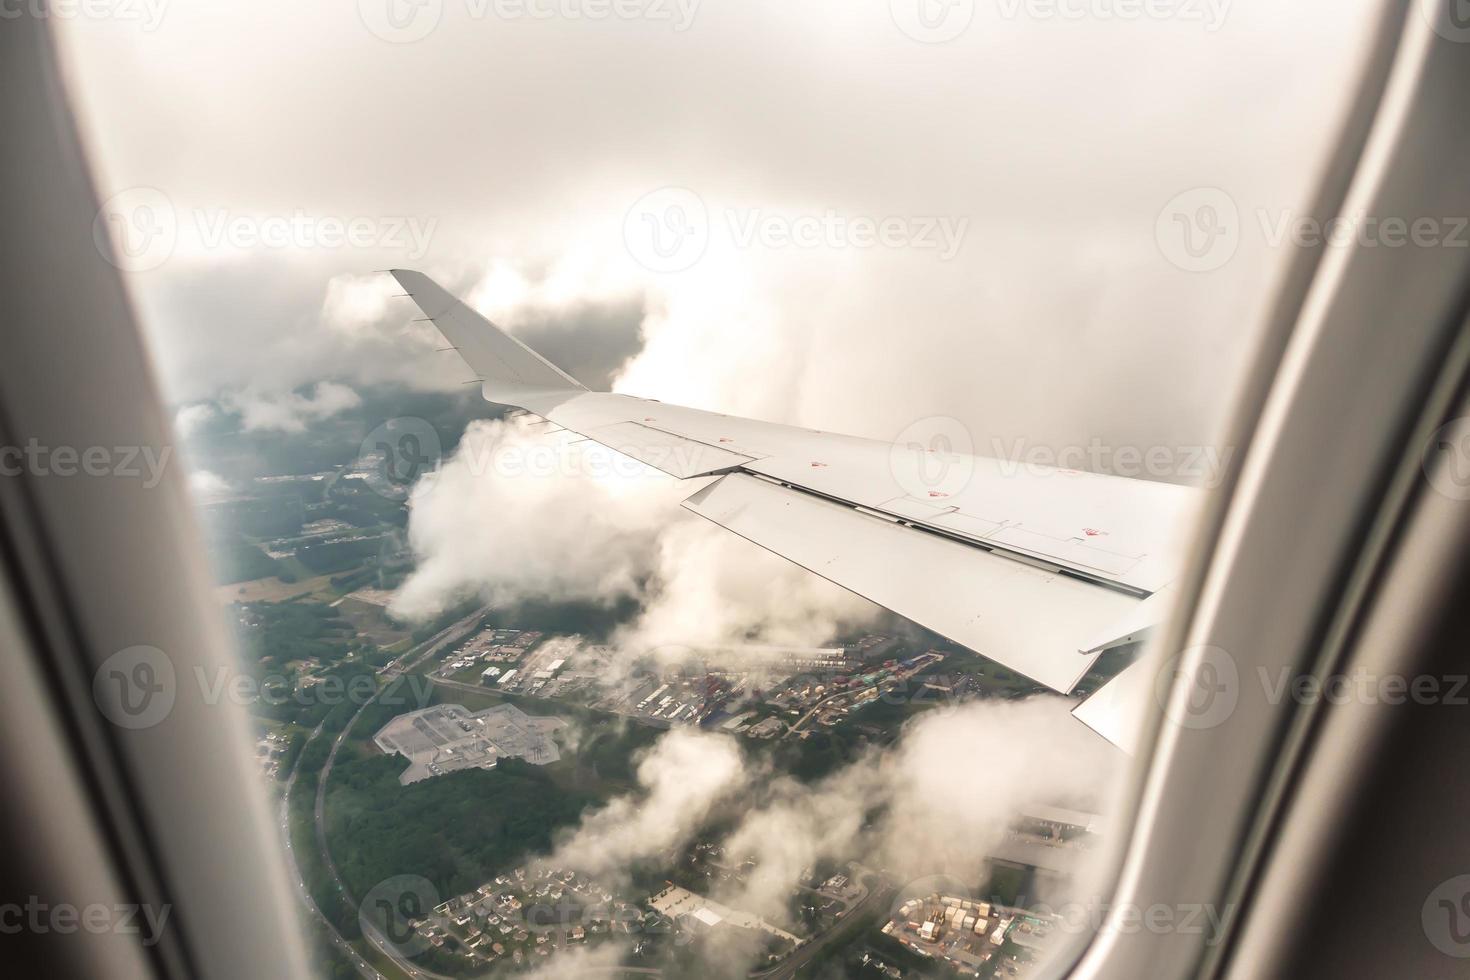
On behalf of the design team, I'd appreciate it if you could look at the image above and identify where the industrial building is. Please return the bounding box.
[372,703,567,785]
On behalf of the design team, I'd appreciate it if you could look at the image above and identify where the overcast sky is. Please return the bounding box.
[58,0,1382,457]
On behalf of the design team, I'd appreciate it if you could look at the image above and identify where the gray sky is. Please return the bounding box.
[58,0,1382,456]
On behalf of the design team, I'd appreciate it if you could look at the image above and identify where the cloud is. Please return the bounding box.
[710,696,1118,931]
[615,517,879,656]
[518,942,628,980]
[59,0,1376,452]
[187,468,233,499]
[219,381,363,433]
[174,401,218,437]
[390,417,880,658]
[546,728,752,881]
[537,695,1121,976]
[873,697,1117,884]
[389,418,684,619]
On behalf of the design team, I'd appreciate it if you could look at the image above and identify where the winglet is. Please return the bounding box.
[389,269,587,397]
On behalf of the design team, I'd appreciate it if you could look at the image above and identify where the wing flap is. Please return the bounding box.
[1072,660,1153,753]
[682,473,1141,694]
[591,421,754,479]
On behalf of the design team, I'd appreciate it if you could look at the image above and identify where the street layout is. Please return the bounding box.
[283,609,889,980]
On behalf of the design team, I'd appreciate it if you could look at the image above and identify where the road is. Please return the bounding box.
[280,723,384,979]
[784,686,863,738]
[306,608,487,980]
[751,880,893,980]
[784,654,946,738]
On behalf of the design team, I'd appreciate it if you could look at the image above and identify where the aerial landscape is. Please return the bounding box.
[186,384,1127,980]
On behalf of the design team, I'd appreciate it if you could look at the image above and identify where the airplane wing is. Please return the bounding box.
[391,270,1197,744]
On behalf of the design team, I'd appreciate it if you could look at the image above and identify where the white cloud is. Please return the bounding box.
[389,418,684,619]
[541,696,1121,976]
[219,380,363,433]
[545,728,752,881]
[390,417,880,658]
[174,401,217,437]
[187,468,233,500]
